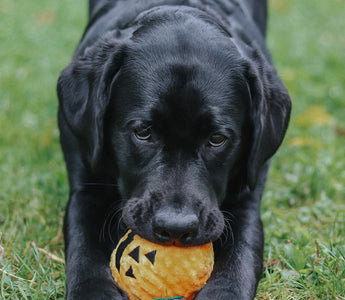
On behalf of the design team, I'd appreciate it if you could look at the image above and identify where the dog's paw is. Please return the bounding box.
[66,278,129,300]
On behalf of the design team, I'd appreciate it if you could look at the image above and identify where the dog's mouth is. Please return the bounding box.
[120,196,226,247]
[123,226,201,248]
[152,226,198,247]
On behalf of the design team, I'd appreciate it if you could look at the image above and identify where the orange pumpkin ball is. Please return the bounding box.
[110,230,214,300]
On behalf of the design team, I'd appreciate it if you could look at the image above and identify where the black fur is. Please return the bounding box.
[57,1,291,299]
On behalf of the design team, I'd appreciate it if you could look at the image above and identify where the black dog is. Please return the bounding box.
[57,0,291,299]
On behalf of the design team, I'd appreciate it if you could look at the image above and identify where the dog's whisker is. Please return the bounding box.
[116,215,125,239]
[76,182,118,188]
[108,211,120,243]
[107,208,123,243]
[99,202,125,243]
[219,210,235,249]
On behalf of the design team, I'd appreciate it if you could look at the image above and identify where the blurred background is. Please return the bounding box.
[0,0,344,298]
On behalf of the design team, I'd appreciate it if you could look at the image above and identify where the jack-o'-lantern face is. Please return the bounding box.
[110,230,214,300]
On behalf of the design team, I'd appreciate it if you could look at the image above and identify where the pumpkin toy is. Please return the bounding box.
[110,230,214,300]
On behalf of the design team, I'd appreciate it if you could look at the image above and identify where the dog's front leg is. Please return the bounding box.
[64,188,128,300]
[195,191,264,300]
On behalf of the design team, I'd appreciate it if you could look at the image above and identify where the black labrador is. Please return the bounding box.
[57,0,291,299]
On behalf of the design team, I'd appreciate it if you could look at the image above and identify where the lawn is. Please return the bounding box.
[0,0,344,299]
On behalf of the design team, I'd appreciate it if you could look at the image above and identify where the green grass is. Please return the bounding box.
[0,0,344,299]
[257,0,345,299]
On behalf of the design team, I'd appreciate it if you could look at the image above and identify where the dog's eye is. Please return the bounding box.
[208,134,227,147]
[134,126,152,141]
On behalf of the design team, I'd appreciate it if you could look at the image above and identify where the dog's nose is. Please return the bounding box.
[152,210,199,246]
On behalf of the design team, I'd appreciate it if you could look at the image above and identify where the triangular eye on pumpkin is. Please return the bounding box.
[145,250,157,265]
[125,266,136,279]
[129,246,140,263]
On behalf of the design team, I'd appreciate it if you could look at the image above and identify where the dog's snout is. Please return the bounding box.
[152,210,199,246]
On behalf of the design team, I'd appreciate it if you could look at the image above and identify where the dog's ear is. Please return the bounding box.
[57,39,125,168]
[244,50,291,190]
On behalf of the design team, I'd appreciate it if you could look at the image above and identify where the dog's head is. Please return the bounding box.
[58,10,291,246]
